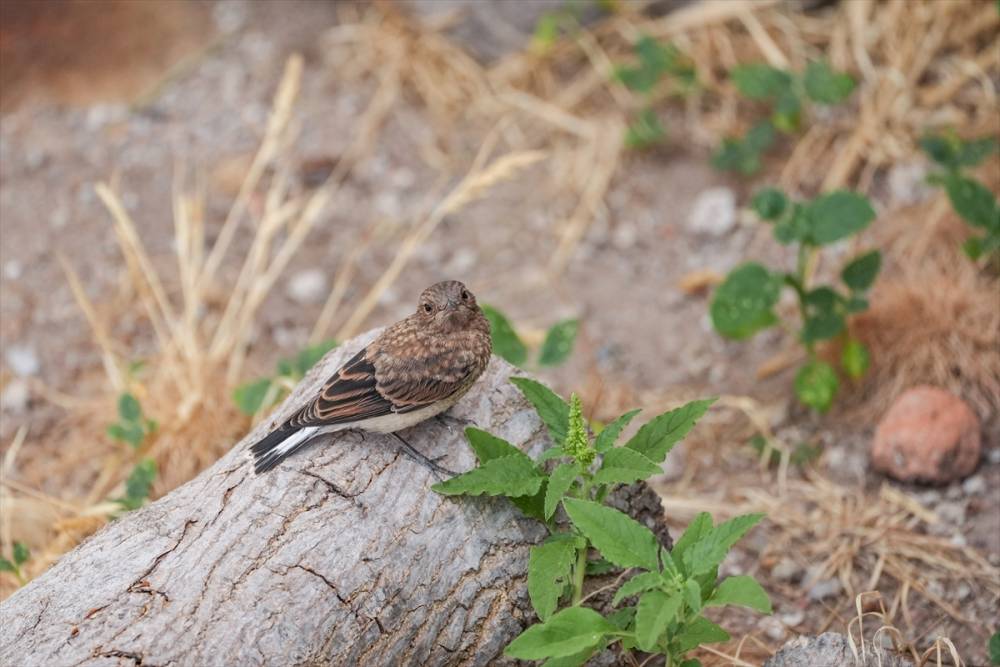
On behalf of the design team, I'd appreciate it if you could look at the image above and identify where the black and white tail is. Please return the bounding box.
[249,426,322,474]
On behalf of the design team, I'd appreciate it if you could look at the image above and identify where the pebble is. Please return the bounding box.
[779,610,805,628]
[758,616,787,641]
[807,577,842,601]
[935,500,966,525]
[771,558,803,582]
[988,449,1000,465]
[888,162,933,205]
[961,475,985,495]
[3,260,22,280]
[4,344,40,377]
[0,379,30,413]
[687,187,736,236]
[286,269,327,305]
[612,223,638,250]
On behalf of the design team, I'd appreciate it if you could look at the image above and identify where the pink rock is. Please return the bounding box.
[872,386,981,484]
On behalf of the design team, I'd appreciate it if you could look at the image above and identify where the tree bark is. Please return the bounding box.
[0,330,671,667]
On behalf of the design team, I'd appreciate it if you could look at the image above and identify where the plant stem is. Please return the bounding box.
[571,476,593,605]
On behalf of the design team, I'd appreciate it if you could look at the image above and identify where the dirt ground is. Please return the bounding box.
[0,1,996,664]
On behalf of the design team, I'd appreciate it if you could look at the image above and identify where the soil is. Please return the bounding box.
[0,1,996,664]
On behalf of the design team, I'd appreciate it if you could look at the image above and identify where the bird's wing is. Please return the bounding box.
[284,347,475,429]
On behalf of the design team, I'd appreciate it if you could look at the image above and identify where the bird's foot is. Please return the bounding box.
[390,432,457,479]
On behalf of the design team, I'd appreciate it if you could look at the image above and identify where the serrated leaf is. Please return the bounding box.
[685,578,704,613]
[675,615,730,652]
[12,542,29,567]
[672,512,712,574]
[841,250,882,291]
[595,409,641,453]
[118,393,142,422]
[511,480,548,522]
[504,606,616,660]
[545,463,578,520]
[710,263,781,339]
[625,398,716,464]
[803,60,856,104]
[794,360,839,412]
[593,447,661,486]
[635,589,682,651]
[730,63,792,100]
[682,513,764,576]
[807,191,876,245]
[464,427,531,465]
[944,174,999,230]
[563,498,660,571]
[539,319,578,366]
[432,455,543,497]
[233,378,273,416]
[612,571,663,606]
[841,339,870,380]
[482,305,529,367]
[510,377,569,445]
[752,187,788,221]
[707,575,772,612]
[528,538,577,621]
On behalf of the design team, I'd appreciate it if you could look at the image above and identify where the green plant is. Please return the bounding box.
[432,380,770,665]
[615,36,696,150]
[111,458,157,514]
[482,305,578,369]
[711,187,879,412]
[989,630,1000,665]
[0,541,30,585]
[714,61,855,174]
[107,392,158,448]
[233,339,337,416]
[749,435,821,468]
[919,131,1000,261]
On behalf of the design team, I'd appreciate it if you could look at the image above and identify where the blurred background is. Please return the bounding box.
[0,0,997,664]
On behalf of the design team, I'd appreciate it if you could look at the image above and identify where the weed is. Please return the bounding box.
[714,61,855,174]
[482,305,578,369]
[107,392,158,449]
[111,459,157,514]
[433,380,769,665]
[0,542,30,586]
[711,187,879,411]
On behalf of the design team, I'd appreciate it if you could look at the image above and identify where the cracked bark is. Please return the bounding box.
[0,329,672,667]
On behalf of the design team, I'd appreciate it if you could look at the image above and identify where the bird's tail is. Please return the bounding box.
[249,426,321,474]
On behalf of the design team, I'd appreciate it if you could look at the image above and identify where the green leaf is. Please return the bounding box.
[563,498,660,571]
[803,60,856,104]
[119,459,157,511]
[807,191,876,245]
[464,428,531,465]
[511,481,549,522]
[539,319,579,367]
[545,463,578,520]
[752,187,788,221]
[710,263,781,339]
[989,630,1000,665]
[287,339,337,377]
[680,660,703,667]
[625,398,716,464]
[532,13,559,51]
[431,455,543,497]
[964,236,985,260]
[606,606,637,630]
[794,360,839,412]
[845,294,869,313]
[635,589,683,651]
[730,63,792,100]
[801,287,845,343]
[537,447,565,463]
[233,378,273,416]
[774,203,811,244]
[0,558,15,574]
[685,578,704,614]
[771,90,802,133]
[712,121,775,175]
[594,409,641,453]
[504,606,616,660]
[528,538,577,621]
[12,542,29,567]
[707,575,772,612]
[920,133,997,169]
[612,571,663,606]
[118,393,142,422]
[682,513,765,576]
[672,512,712,573]
[675,615,730,652]
[841,250,882,291]
[510,377,570,445]
[482,305,529,367]
[593,447,661,486]
[841,339,870,380]
[944,174,999,230]
[625,108,666,150]
[541,647,598,667]
[586,558,616,575]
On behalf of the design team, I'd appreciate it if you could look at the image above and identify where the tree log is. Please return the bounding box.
[0,330,671,666]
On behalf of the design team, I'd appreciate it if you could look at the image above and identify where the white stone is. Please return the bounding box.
[4,344,40,377]
[286,269,327,305]
[0,379,29,413]
[779,610,805,627]
[687,187,736,236]
[3,260,22,280]
[807,576,842,601]
[888,162,933,205]
[771,558,802,582]
[758,616,787,641]
[961,475,985,495]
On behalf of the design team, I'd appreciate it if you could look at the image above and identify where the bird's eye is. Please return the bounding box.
[422,303,434,314]
[460,290,470,301]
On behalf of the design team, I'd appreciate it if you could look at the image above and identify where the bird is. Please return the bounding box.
[249,280,492,475]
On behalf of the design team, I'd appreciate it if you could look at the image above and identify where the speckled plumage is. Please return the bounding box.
[250,280,492,473]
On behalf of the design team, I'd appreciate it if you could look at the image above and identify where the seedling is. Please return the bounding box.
[714,61,855,174]
[919,131,999,262]
[0,542,30,585]
[711,187,879,412]
[482,305,578,369]
[107,392,158,448]
[433,379,770,665]
[111,458,158,514]
[233,339,338,416]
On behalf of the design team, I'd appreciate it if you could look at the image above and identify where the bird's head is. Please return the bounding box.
[416,280,484,334]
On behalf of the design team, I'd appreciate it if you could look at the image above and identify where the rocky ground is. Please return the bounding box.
[0,1,996,664]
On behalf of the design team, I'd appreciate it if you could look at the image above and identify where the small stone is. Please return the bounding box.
[765,632,914,667]
[687,187,736,236]
[961,475,985,495]
[0,379,30,413]
[758,616,786,641]
[954,582,971,601]
[988,449,1000,465]
[807,577,842,601]
[286,269,327,305]
[771,558,803,582]
[4,344,40,377]
[3,260,22,280]
[935,500,966,525]
[915,490,941,507]
[612,223,638,249]
[779,610,805,627]
[871,386,981,484]
[888,162,933,205]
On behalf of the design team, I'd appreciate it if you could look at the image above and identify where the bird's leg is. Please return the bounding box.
[390,432,456,478]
